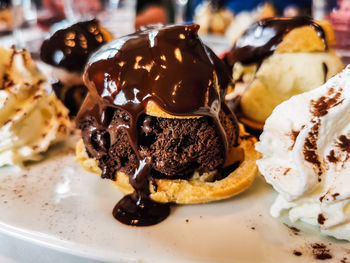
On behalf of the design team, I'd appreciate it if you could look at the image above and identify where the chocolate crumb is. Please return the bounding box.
[318,213,326,225]
[293,250,302,256]
[311,243,332,260]
[251,227,255,230]
[185,219,189,223]
[341,257,348,263]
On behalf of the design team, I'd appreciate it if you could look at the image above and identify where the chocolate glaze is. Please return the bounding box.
[76,24,238,226]
[227,16,328,66]
[40,19,108,72]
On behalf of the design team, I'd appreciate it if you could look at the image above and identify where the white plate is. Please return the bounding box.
[0,138,350,263]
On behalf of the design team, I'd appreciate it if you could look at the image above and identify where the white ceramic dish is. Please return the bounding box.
[0,138,350,263]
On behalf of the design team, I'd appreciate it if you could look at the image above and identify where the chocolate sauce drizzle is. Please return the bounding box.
[227,16,328,66]
[40,19,108,72]
[76,25,237,226]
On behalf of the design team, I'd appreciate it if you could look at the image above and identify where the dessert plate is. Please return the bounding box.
[0,137,349,263]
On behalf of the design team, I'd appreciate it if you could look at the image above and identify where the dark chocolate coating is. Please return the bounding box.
[76,24,238,226]
[40,19,108,72]
[52,81,87,116]
[227,16,328,66]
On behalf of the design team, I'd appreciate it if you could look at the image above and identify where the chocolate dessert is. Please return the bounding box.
[40,19,113,116]
[76,24,258,226]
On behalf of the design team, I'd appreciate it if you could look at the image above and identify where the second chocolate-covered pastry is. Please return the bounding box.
[40,19,113,116]
[225,16,343,131]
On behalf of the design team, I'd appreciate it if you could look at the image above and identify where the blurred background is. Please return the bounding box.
[0,0,349,58]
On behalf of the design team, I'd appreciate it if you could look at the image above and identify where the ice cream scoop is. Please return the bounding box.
[256,66,350,241]
[0,46,70,167]
[225,16,343,130]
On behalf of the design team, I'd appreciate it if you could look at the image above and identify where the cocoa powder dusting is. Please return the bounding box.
[337,135,350,153]
[293,250,302,256]
[303,121,322,179]
[284,223,300,235]
[289,130,300,150]
[311,92,343,117]
[311,243,332,260]
[327,150,338,163]
[283,168,291,176]
[318,213,326,225]
[332,193,339,200]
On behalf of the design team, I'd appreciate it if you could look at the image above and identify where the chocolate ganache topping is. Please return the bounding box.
[227,16,328,66]
[77,24,238,226]
[40,19,108,72]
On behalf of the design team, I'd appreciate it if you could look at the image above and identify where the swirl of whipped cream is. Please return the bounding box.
[256,66,350,241]
[0,47,70,167]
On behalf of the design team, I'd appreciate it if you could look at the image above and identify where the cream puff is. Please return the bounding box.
[75,24,258,226]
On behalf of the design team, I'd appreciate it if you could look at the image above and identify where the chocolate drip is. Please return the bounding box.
[227,16,328,66]
[40,19,108,72]
[322,62,328,83]
[77,24,236,226]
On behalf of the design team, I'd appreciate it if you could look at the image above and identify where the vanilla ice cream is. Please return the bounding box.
[256,66,350,241]
[236,51,343,123]
[0,46,70,167]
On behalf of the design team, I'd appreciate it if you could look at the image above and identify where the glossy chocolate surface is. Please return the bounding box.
[77,24,236,226]
[227,16,328,65]
[40,19,108,72]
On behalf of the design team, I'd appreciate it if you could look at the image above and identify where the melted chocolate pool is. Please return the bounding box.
[227,16,328,66]
[77,24,236,226]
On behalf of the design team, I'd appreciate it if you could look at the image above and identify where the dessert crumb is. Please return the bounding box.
[185,219,189,223]
[293,250,302,256]
[284,223,301,235]
[311,243,332,260]
[251,227,255,230]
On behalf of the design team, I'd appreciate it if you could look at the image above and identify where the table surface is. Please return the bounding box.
[0,232,103,263]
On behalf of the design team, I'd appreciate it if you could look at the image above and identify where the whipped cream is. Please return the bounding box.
[256,66,350,241]
[0,47,70,167]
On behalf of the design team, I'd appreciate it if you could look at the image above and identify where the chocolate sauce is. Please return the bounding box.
[227,16,328,66]
[40,19,108,72]
[322,62,328,83]
[76,25,237,226]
